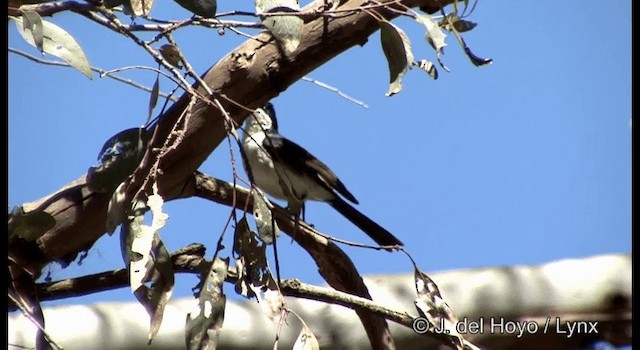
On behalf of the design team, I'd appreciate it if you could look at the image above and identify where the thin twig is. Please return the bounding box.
[301,76,369,108]
[8,47,180,102]
[100,65,184,88]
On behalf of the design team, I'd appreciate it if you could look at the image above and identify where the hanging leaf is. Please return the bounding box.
[20,10,44,53]
[174,0,217,18]
[416,14,447,54]
[293,322,320,350]
[415,13,449,72]
[439,14,477,33]
[379,21,414,96]
[129,0,154,16]
[158,44,183,69]
[445,20,493,68]
[11,16,92,79]
[252,190,279,244]
[148,76,160,123]
[414,267,464,350]
[8,205,55,241]
[464,46,493,67]
[255,0,303,54]
[413,59,438,80]
[185,257,229,350]
[232,216,273,299]
[87,127,148,193]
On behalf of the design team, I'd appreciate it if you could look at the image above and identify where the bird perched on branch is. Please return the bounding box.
[240,103,403,247]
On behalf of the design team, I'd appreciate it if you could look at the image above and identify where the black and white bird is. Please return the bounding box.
[241,103,403,247]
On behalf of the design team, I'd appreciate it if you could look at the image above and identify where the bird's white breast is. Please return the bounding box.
[241,132,334,203]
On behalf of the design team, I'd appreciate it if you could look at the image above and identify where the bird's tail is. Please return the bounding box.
[328,197,404,247]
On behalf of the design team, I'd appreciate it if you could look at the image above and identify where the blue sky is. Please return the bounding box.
[8,0,631,309]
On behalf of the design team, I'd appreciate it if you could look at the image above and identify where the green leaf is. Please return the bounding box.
[8,206,55,241]
[20,10,44,53]
[256,0,303,54]
[252,190,279,244]
[12,16,92,79]
[87,127,148,193]
[174,0,217,18]
[380,21,414,96]
[185,257,228,350]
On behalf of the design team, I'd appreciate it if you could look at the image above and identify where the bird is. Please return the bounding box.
[240,103,404,247]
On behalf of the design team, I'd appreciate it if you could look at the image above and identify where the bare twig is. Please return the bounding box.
[301,76,369,108]
[8,47,180,102]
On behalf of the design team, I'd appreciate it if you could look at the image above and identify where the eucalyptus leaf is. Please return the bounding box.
[379,21,414,96]
[12,16,92,79]
[252,190,279,244]
[186,257,228,350]
[20,10,44,53]
[414,267,464,350]
[148,76,160,123]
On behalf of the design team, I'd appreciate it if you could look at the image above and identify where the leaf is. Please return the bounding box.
[129,0,154,16]
[158,44,183,69]
[256,0,303,54]
[148,76,160,123]
[12,16,92,79]
[415,13,449,72]
[445,20,493,68]
[174,0,217,18]
[293,323,320,350]
[379,21,414,96]
[123,213,154,292]
[185,257,229,350]
[416,14,447,54]
[414,59,438,80]
[8,206,55,241]
[20,10,44,53]
[144,236,175,343]
[414,267,463,350]
[252,190,279,244]
[106,181,128,235]
[232,216,273,299]
[464,46,493,67]
[439,14,477,33]
[87,127,148,193]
